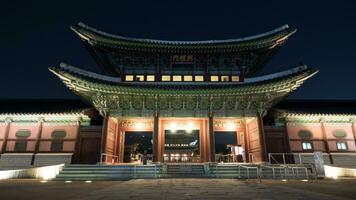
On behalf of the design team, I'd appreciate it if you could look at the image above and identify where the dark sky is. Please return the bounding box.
[2,0,356,99]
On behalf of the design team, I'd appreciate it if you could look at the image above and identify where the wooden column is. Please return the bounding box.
[320,119,333,164]
[158,118,165,163]
[100,117,109,156]
[1,118,12,153]
[152,113,159,162]
[31,118,44,165]
[351,119,356,147]
[72,119,82,164]
[243,120,250,162]
[257,113,267,162]
[208,115,215,162]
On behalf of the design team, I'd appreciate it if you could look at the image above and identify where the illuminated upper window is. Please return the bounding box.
[195,76,204,82]
[336,142,348,150]
[162,75,171,81]
[302,142,313,150]
[210,76,219,82]
[221,76,229,82]
[183,76,193,82]
[173,76,182,82]
[125,75,134,81]
[135,75,145,81]
[231,76,240,82]
[146,75,155,82]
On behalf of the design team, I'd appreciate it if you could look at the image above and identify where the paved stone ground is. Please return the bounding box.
[0,179,355,200]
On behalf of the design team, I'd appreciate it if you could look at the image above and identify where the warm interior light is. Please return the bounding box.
[146,75,155,81]
[65,180,72,183]
[231,76,240,82]
[301,179,308,182]
[170,123,177,133]
[136,122,145,129]
[195,76,204,82]
[226,121,236,130]
[85,180,92,183]
[40,180,48,183]
[186,122,194,133]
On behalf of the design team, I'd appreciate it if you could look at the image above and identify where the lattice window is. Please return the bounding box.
[51,141,64,152]
[14,141,27,151]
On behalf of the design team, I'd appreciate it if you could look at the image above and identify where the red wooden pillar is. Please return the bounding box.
[351,119,356,148]
[158,118,165,163]
[31,118,44,165]
[208,115,215,162]
[0,118,12,153]
[72,119,82,163]
[1,118,12,153]
[257,113,267,162]
[152,113,159,162]
[243,120,250,162]
[320,119,333,164]
[100,117,109,158]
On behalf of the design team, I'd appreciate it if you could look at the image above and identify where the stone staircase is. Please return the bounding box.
[165,164,206,178]
[209,164,314,179]
[209,164,259,178]
[53,163,315,181]
[54,164,161,181]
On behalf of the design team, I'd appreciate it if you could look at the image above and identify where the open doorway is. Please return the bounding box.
[124,131,153,163]
[214,131,243,162]
[164,129,200,162]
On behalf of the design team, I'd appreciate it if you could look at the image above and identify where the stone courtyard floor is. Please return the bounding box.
[0,178,355,200]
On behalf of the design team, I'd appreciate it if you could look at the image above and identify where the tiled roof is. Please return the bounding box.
[71,22,296,52]
[274,100,356,116]
[0,99,90,115]
[49,63,318,96]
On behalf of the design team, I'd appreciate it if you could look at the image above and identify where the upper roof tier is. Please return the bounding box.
[71,22,295,51]
[71,22,297,77]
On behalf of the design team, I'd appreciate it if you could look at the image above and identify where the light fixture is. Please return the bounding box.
[301,179,308,182]
[65,180,72,183]
[281,179,287,182]
[85,180,92,183]
[40,180,48,183]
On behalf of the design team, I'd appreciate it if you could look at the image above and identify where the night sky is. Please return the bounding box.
[2,1,356,99]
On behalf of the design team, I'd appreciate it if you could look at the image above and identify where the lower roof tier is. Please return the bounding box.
[49,64,317,117]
